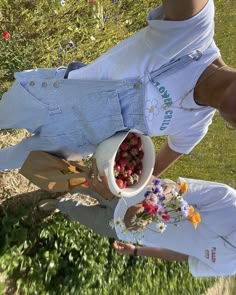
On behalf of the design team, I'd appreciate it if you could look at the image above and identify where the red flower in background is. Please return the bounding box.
[2,31,11,40]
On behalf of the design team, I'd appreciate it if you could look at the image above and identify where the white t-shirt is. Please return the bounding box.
[114,178,236,277]
[69,0,220,154]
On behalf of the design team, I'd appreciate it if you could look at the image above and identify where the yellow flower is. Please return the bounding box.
[180,182,188,194]
[188,210,201,229]
[188,205,195,216]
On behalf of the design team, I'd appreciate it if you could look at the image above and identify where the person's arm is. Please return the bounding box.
[153,141,182,176]
[162,0,209,21]
[113,241,188,262]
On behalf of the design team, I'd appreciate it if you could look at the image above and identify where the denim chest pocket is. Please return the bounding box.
[39,89,126,147]
[67,90,126,145]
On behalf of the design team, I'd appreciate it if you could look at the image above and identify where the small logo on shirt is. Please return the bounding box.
[204,247,216,263]
[211,247,216,263]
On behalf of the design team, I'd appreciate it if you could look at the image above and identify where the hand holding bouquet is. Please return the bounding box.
[111,178,201,234]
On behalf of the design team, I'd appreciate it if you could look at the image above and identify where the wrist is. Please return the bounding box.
[133,246,139,257]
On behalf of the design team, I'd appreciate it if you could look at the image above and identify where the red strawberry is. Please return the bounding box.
[126,169,133,177]
[129,136,138,146]
[122,170,128,178]
[126,161,135,171]
[134,169,142,176]
[120,151,129,158]
[138,150,144,159]
[132,173,139,183]
[118,173,126,180]
[119,165,125,173]
[135,137,142,149]
[125,133,134,141]
[127,175,134,186]
[135,162,143,170]
[116,179,124,189]
[119,157,129,167]
[115,152,120,162]
[134,157,141,165]
[130,148,139,157]
[114,164,121,172]
[120,142,129,151]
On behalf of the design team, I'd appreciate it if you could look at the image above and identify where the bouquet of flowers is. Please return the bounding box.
[110,178,201,234]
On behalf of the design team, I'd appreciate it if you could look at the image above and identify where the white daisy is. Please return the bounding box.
[156,222,167,233]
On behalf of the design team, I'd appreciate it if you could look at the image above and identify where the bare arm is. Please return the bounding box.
[162,0,209,21]
[113,241,188,262]
[153,141,182,176]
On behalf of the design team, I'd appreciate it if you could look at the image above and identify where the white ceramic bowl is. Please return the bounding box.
[95,130,155,197]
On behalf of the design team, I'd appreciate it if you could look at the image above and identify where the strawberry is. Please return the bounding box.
[135,162,143,170]
[132,173,139,183]
[126,169,133,177]
[135,137,142,149]
[120,151,129,158]
[115,152,120,162]
[127,175,134,186]
[125,133,134,141]
[134,157,141,165]
[114,163,121,171]
[130,148,139,157]
[119,165,125,173]
[126,162,135,171]
[134,169,142,176]
[119,157,129,167]
[120,142,129,151]
[116,179,124,189]
[129,136,138,146]
[138,150,144,159]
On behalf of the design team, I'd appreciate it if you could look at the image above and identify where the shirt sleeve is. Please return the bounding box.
[146,0,215,59]
[167,109,215,154]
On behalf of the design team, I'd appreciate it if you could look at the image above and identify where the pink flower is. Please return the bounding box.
[2,31,11,40]
[145,193,158,206]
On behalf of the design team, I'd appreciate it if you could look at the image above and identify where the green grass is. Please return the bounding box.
[0,0,235,294]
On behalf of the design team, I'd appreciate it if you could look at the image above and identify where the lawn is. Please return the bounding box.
[0,0,235,294]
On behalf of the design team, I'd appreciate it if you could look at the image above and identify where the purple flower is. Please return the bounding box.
[159,195,166,202]
[67,40,76,49]
[155,204,163,212]
[180,201,189,217]
[153,178,161,186]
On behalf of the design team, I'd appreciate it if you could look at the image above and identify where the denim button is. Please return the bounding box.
[53,82,59,88]
[41,82,47,88]
[29,81,35,87]
[133,81,142,89]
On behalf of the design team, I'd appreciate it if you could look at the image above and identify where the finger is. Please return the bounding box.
[91,158,98,174]
[69,161,88,172]
[113,241,124,251]
[99,172,108,184]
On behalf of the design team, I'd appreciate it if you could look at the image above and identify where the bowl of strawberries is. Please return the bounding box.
[95,130,155,197]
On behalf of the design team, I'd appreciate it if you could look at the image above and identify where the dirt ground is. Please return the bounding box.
[206,277,236,295]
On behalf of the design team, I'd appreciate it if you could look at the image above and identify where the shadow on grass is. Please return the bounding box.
[0,189,64,294]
